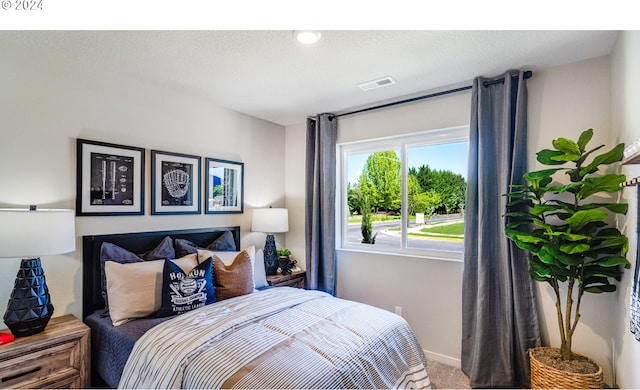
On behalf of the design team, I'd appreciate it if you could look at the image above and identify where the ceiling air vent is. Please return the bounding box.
[357,76,396,91]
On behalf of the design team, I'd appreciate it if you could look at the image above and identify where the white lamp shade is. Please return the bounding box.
[0,208,76,258]
[251,208,288,233]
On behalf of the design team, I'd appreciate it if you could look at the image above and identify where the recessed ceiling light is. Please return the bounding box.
[294,31,322,45]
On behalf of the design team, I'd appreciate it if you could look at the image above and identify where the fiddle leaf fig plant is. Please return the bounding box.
[504,128,630,361]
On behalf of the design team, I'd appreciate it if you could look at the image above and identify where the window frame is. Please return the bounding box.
[337,125,469,261]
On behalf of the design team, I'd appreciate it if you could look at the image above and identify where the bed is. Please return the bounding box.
[82,227,431,389]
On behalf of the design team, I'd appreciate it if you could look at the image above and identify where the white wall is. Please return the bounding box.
[0,39,286,322]
[284,122,307,263]
[611,30,640,389]
[529,56,615,384]
[285,56,620,382]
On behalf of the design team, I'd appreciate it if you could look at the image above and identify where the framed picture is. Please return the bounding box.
[76,139,145,216]
[151,150,201,215]
[205,157,244,214]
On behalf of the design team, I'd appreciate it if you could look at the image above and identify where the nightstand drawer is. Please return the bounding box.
[266,270,306,289]
[0,340,80,388]
[0,315,89,389]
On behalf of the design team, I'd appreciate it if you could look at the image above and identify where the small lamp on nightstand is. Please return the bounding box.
[251,207,288,275]
[0,206,75,337]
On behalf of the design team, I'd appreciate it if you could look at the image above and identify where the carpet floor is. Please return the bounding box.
[426,359,471,389]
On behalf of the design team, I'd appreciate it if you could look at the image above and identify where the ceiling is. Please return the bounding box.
[0,30,619,126]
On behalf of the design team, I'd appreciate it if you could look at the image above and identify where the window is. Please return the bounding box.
[339,126,468,260]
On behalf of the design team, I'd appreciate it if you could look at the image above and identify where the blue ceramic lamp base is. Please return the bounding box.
[263,234,279,275]
[3,258,54,337]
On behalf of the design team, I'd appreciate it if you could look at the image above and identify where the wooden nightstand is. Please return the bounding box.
[266,269,306,289]
[0,314,90,389]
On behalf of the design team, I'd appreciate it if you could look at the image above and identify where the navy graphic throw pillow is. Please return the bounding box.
[157,257,216,318]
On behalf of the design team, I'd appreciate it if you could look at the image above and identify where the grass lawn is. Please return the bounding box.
[408,221,464,241]
[420,222,464,235]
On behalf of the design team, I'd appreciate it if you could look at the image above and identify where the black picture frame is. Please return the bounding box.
[151,150,201,215]
[76,139,145,216]
[205,157,244,214]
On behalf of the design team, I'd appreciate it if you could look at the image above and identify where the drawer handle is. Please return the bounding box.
[2,366,41,383]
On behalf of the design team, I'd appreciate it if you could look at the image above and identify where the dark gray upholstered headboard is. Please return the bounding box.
[81,226,241,319]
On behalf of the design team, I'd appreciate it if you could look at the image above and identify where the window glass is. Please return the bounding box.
[340,126,468,260]
[346,149,401,247]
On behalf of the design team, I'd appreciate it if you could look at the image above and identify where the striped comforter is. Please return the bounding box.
[118,288,430,389]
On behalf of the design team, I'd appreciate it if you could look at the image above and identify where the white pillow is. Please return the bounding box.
[253,249,268,289]
[198,246,268,288]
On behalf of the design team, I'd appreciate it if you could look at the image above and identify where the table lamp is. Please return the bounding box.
[0,207,75,337]
[251,207,288,275]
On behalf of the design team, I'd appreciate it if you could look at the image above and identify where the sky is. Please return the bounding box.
[347,141,469,185]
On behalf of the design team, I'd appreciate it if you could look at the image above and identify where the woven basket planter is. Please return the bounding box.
[530,347,603,389]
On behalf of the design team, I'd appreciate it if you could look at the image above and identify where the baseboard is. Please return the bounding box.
[423,349,461,369]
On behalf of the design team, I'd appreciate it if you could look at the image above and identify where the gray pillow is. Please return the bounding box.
[100,236,175,312]
[174,230,236,258]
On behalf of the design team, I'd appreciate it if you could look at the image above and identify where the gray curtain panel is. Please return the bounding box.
[305,114,337,295]
[461,70,541,388]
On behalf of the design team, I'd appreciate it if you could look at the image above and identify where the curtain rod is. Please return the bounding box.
[330,70,532,120]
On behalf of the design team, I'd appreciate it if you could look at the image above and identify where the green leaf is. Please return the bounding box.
[595,227,624,237]
[551,154,581,162]
[545,232,591,241]
[530,204,561,216]
[552,266,574,281]
[592,256,631,267]
[577,144,606,166]
[504,211,534,218]
[537,245,582,267]
[590,235,628,251]
[517,241,544,252]
[516,235,547,244]
[560,242,590,254]
[577,174,626,199]
[506,199,534,208]
[584,264,624,279]
[584,284,617,294]
[543,245,583,266]
[577,129,593,152]
[540,177,553,188]
[524,169,562,187]
[532,219,553,229]
[579,143,625,177]
[556,182,583,194]
[504,192,536,199]
[506,220,532,229]
[565,209,608,231]
[579,202,629,215]
[583,275,610,286]
[529,258,552,278]
[537,149,567,166]
[553,137,581,155]
[537,246,561,266]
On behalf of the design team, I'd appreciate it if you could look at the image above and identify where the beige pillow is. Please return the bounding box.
[212,251,254,301]
[172,253,199,274]
[105,254,198,326]
[198,245,255,266]
[198,246,255,287]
